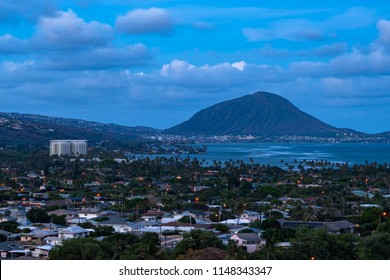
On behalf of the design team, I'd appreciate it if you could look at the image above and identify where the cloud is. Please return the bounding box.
[0,34,28,54]
[0,60,38,89]
[243,7,376,42]
[192,21,217,30]
[0,0,57,24]
[243,19,324,42]
[298,42,349,57]
[170,6,329,25]
[325,7,376,30]
[152,59,283,88]
[257,42,348,59]
[116,8,173,35]
[40,44,153,70]
[289,48,390,77]
[376,19,390,52]
[32,9,113,50]
[0,10,154,70]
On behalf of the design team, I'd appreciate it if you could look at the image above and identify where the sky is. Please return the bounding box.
[1,0,390,133]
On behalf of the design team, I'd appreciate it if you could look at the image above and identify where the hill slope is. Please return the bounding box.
[0,112,160,145]
[165,92,362,137]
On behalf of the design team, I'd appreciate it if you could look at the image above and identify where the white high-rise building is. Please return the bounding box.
[50,140,88,156]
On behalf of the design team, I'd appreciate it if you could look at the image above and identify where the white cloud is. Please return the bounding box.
[32,9,113,50]
[113,59,287,114]
[116,7,173,35]
[231,61,246,71]
[151,59,282,89]
[290,48,390,77]
[0,10,153,70]
[376,19,390,52]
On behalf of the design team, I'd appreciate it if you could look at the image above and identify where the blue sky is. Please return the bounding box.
[1,0,390,133]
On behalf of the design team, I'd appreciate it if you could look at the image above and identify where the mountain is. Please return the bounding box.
[0,112,160,145]
[165,91,363,137]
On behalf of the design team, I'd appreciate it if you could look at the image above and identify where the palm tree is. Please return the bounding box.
[320,196,336,221]
[304,206,318,222]
[233,200,245,225]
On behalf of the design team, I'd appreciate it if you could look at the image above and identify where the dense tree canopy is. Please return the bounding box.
[50,232,164,260]
[174,230,225,258]
[27,208,50,223]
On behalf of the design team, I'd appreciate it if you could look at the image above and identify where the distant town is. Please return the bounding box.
[0,139,389,260]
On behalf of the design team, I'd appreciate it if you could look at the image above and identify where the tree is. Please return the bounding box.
[213,224,229,233]
[178,247,228,260]
[124,232,161,259]
[359,207,382,231]
[0,221,20,233]
[174,230,225,258]
[89,226,115,237]
[227,241,248,260]
[103,233,140,260]
[303,206,318,222]
[261,218,281,230]
[239,180,253,193]
[291,228,327,259]
[289,227,359,260]
[50,215,67,226]
[249,219,262,229]
[377,220,390,233]
[49,238,109,260]
[360,233,390,260]
[26,208,50,223]
[238,228,254,233]
[178,216,196,224]
[0,234,7,242]
[78,222,94,229]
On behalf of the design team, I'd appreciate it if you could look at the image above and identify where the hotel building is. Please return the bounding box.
[50,140,88,156]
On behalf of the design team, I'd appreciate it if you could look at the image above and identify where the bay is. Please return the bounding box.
[133,143,390,167]
[196,142,390,167]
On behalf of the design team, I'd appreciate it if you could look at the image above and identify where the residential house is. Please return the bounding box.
[68,196,88,208]
[0,241,31,259]
[97,218,133,233]
[190,185,210,192]
[324,220,356,233]
[8,205,29,225]
[66,217,88,226]
[141,209,165,222]
[0,242,25,259]
[58,226,91,239]
[240,210,264,222]
[230,233,265,253]
[77,209,101,220]
[44,236,62,246]
[221,218,252,225]
[20,229,58,245]
[31,244,53,259]
[32,193,49,200]
[278,219,325,230]
[47,209,76,219]
[0,229,13,241]
[278,219,356,234]
[352,190,375,198]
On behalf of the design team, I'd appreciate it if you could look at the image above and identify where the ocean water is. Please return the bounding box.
[132,143,390,167]
[193,143,390,166]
